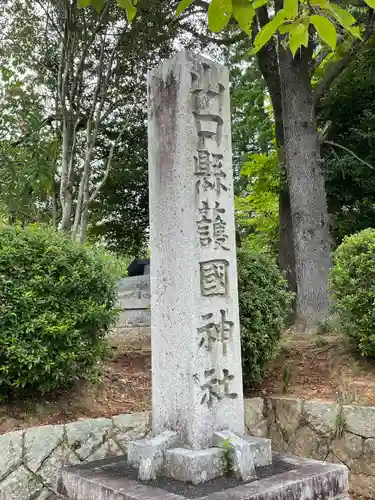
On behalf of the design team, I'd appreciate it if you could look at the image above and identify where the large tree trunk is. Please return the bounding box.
[255,24,297,307]
[278,45,331,329]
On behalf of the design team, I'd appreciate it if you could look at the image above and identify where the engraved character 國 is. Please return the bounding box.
[200,260,228,296]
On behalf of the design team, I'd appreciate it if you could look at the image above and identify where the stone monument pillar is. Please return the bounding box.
[148,51,243,449]
[127,51,271,484]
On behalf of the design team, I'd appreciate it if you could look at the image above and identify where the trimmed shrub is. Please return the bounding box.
[330,228,375,357]
[237,248,293,387]
[0,225,119,398]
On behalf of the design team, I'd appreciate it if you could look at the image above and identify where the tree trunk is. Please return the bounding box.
[278,45,331,329]
[255,13,297,308]
[58,117,74,232]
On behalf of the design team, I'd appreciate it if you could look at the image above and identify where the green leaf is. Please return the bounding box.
[310,14,337,51]
[176,0,195,16]
[117,0,137,21]
[364,0,375,8]
[283,0,298,19]
[233,0,255,35]
[250,10,286,54]
[252,0,267,9]
[289,21,309,56]
[310,0,330,7]
[92,0,105,12]
[78,0,92,7]
[208,0,233,32]
[329,4,355,29]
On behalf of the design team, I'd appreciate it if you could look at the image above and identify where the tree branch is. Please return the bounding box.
[83,107,136,210]
[180,23,245,45]
[324,140,375,170]
[313,9,375,105]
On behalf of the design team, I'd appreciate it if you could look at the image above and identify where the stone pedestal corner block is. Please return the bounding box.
[243,436,272,467]
[213,430,256,481]
[128,431,179,480]
[164,447,224,484]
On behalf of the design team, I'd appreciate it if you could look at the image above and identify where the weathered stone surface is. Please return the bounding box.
[0,429,23,480]
[342,404,375,438]
[25,424,64,472]
[213,431,256,481]
[304,401,339,435]
[36,488,58,500]
[65,418,113,460]
[112,412,150,450]
[164,447,224,484]
[243,436,272,467]
[128,430,179,478]
[268,423,287,453]
[39,443,81,489]
[247,419,268,438]
[0,465,41,500]
[271,397,302,439]
[244,398,264,428]
[87,439,124,462]
[59,455,349,500]
[149,51,244,449]
[332,432,363,471]
[288,425,329,460]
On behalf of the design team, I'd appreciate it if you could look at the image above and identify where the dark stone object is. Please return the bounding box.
[128,259,150,277]
[58,454,348,500]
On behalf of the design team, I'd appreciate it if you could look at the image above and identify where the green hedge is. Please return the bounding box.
[330,228,375,357]
[237,248,293,387]
[0,225,118,398]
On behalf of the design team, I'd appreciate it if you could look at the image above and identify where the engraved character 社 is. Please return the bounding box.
[198,368,238,408]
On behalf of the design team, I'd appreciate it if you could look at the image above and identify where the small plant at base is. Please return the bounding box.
[282,364,291,394]
[221,438,234,476]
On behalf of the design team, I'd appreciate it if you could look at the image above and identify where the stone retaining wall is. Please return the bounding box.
[0,412,150,500]
[113,276,151,336]
[245,396,375,498]
[2,397,375,499]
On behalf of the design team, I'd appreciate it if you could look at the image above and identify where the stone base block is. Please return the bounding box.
[128,431,179,480]
[244,436,272,467]
[213,431,256,481]
[164,448,224,484]
[58,454,349,500]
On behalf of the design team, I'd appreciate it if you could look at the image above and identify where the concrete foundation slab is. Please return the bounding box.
[58,454,348,500]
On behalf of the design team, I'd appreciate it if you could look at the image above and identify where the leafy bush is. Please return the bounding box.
[0,224,119,398]
[330,228,375,357]
[237,248,293,387]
